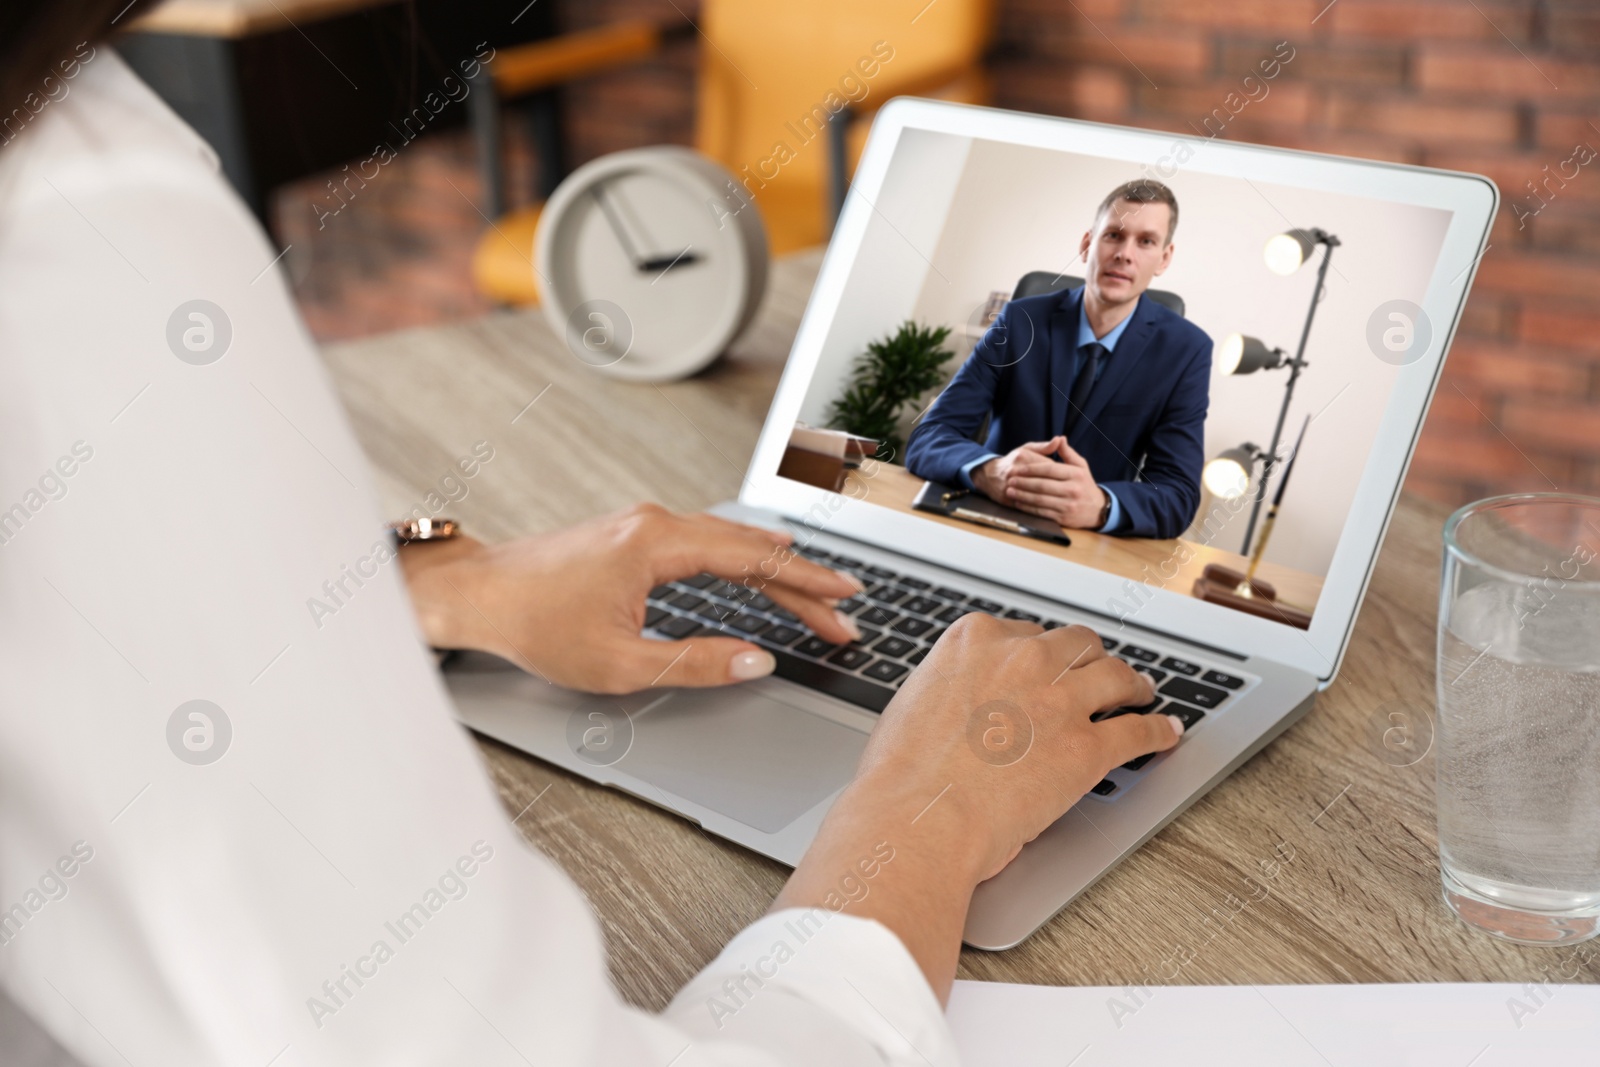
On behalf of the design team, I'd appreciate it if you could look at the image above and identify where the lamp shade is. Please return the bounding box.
[1203,445,1257,499]
[1264,229,1318,275]
[1215,333,1283,375]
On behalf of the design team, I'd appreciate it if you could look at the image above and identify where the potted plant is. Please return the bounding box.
[825,320,954,463]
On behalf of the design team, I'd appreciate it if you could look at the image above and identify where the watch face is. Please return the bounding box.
[538,148,767,382]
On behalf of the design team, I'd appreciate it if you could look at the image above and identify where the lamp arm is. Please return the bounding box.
[1240,239,1336,555]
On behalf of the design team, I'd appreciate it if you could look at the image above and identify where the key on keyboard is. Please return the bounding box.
[1160,677,1229,709]
[873,636,917,658]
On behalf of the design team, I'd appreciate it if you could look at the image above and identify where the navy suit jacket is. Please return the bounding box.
[905,287,1212,539]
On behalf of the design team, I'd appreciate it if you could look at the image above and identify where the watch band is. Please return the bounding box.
[388,517,462,544]
[388,517,465,670]
[1095,493,1113,531]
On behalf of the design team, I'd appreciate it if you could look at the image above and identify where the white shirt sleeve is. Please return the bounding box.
[0,50,956,1067]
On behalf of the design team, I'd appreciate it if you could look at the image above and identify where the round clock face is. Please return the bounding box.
[536,147,768,382]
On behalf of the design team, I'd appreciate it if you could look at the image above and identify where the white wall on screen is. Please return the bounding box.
[794,128,973,433]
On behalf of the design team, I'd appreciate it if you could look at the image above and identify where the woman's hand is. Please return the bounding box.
[854,615,1182,882]
[397,503,864,693]
[773,615,1183,1003]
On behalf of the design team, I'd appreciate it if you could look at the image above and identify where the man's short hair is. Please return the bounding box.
[1094,180,1179,245]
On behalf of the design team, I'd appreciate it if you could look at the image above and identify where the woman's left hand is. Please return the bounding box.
[397,503,865,693]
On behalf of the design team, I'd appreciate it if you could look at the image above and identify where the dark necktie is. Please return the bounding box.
[1064,341,1107,435]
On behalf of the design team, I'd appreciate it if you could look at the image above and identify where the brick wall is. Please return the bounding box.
[555,0,1600,508]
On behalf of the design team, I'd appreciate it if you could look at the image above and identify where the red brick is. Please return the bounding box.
[1411,423,1546,482]
[1135,0,1316,32]
[1458,292,1518,339]
[1445,338,1592,396]
[1133,79,1316,132]
[1400,469,1475,510]
[1324,0,1534,42]
[997,63,1132,122]
[1265,127,1424,165]
[1524,199,1600,257]
[1533,111,1600,153]
[1023,25,1211,76]
[1324,95,1519,147]
[1521,303,1600,355]
[1005,0,1130,22]
[1473,248,1600,303]
[1219,41,1406,87]
[1545,4,1600,52]
[1171,111,1284,148]
[1424,150,1600,215]
[1501,397,1600,453]
[1062,66,1136,121]
[1416,47,1600,99]
[1424,381,1498,430]
[1574,465,1600,497]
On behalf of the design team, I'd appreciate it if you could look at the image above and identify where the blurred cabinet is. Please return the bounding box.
[117,0,555,229]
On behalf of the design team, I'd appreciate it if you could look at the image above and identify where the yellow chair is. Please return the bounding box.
[469,1,994,306]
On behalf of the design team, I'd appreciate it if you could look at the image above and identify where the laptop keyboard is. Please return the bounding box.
[641,542,1251,800]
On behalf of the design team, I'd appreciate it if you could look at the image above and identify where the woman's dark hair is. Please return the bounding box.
[1,1,157,143]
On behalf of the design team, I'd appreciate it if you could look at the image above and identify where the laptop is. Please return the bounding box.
[447,98,1496,950]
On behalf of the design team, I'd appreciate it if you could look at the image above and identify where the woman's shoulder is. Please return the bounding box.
[0,47,225,213]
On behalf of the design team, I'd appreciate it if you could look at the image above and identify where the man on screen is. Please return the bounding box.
[905,180,1211,540]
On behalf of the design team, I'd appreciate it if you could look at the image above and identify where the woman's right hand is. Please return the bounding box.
[856,615,1184,883]
[772,615,1184,1004]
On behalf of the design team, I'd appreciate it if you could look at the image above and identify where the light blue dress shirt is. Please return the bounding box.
[958,298,1138,532]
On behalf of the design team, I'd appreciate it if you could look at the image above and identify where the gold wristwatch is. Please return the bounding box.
[388,517,462,544]
[389,517,465,669]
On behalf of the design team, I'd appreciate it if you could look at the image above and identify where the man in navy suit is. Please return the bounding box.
[905,180,1212,540]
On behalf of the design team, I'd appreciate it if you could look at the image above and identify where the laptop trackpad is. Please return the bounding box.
[618,687,865,833]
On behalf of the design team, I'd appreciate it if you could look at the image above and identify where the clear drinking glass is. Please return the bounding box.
[1436,493,1600,945]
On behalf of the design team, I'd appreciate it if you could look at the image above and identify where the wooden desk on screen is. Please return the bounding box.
[839,461,1324,618]
[321,249,1598,1011]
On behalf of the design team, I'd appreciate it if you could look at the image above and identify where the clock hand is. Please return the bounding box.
[639,246,703,275]
[590,184,646,269]
[597,181,701,275]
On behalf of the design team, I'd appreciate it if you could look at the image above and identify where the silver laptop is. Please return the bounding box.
[448,99,1496,950]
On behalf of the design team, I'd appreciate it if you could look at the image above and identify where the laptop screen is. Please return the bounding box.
[765,124,1462,637]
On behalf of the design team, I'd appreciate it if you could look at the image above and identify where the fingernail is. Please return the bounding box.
[730,649,776,681]
[835,610,862,641]
[843,572,867,593]
[1166,714,1185,738]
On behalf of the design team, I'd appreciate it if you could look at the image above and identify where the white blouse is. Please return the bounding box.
[0,49,957,1067]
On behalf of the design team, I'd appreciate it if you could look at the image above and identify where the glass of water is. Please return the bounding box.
[1436,494,1600,945]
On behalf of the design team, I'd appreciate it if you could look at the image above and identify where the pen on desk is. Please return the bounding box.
[950,507,1062,544]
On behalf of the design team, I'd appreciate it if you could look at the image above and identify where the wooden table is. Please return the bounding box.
[322,250,1600,1012]
[840,462,1325,618]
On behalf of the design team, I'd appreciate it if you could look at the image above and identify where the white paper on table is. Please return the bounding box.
[946,979,1599,1066]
